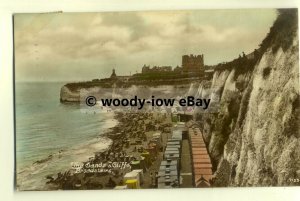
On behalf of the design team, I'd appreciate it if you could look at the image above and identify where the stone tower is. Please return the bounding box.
[182,54,204,75]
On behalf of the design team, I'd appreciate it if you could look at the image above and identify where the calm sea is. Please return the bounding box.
[15,82,116,190]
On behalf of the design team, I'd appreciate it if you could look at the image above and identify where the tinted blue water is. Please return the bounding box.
[15,82,116,190]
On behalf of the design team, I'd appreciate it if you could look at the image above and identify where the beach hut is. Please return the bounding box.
[172,130,182,140]
[193,158,211,164]
[125,179,138,189]
[165,147,179,152]
[166,144,181,152]
[193,163,212,169]
[157,175,179,187]
[159,165,178,172]
[167,141,180,147]
[124,171,140,188]
[132,169,144,184]
[164,153,180,161]
[192,148,207,152]
[193,155,210,160]
[192,150,208,155]
[160,160,178,167]
[195,175,211,187]
[194,168,212,175]
[167,139,181,143]
[164,150,180,156]
[157,170,178,177]
[191,143,206,148]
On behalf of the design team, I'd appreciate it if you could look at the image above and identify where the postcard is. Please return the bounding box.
[14,9,299,190]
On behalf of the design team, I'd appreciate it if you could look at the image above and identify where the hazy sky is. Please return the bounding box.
[14,9,277,82]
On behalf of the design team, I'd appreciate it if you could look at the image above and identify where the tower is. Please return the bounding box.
[110,68,117,78]
[182,54,204,75]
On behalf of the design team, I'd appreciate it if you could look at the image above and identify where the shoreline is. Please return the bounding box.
[43,111,173,190]
[16,112,118,191]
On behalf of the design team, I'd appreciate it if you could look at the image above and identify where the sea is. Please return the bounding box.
[15,82,117,190]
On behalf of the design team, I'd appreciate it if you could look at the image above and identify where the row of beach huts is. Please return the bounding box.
[188,125,212,187]
[157,125,185,188]
[114,121,212,189]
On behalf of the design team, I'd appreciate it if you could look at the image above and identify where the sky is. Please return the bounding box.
[14,9,277,82]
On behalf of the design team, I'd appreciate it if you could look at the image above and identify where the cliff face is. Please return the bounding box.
[60,85,80,102]
[225,37,299,186]
[193,9,299,186]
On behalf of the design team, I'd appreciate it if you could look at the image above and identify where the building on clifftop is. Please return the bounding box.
[110,68,117,79]
[182,54,204,76]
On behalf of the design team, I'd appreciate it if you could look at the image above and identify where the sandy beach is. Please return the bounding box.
[42,111,174,190]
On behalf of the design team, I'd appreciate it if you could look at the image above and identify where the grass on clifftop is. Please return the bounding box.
[260,9,298,53]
